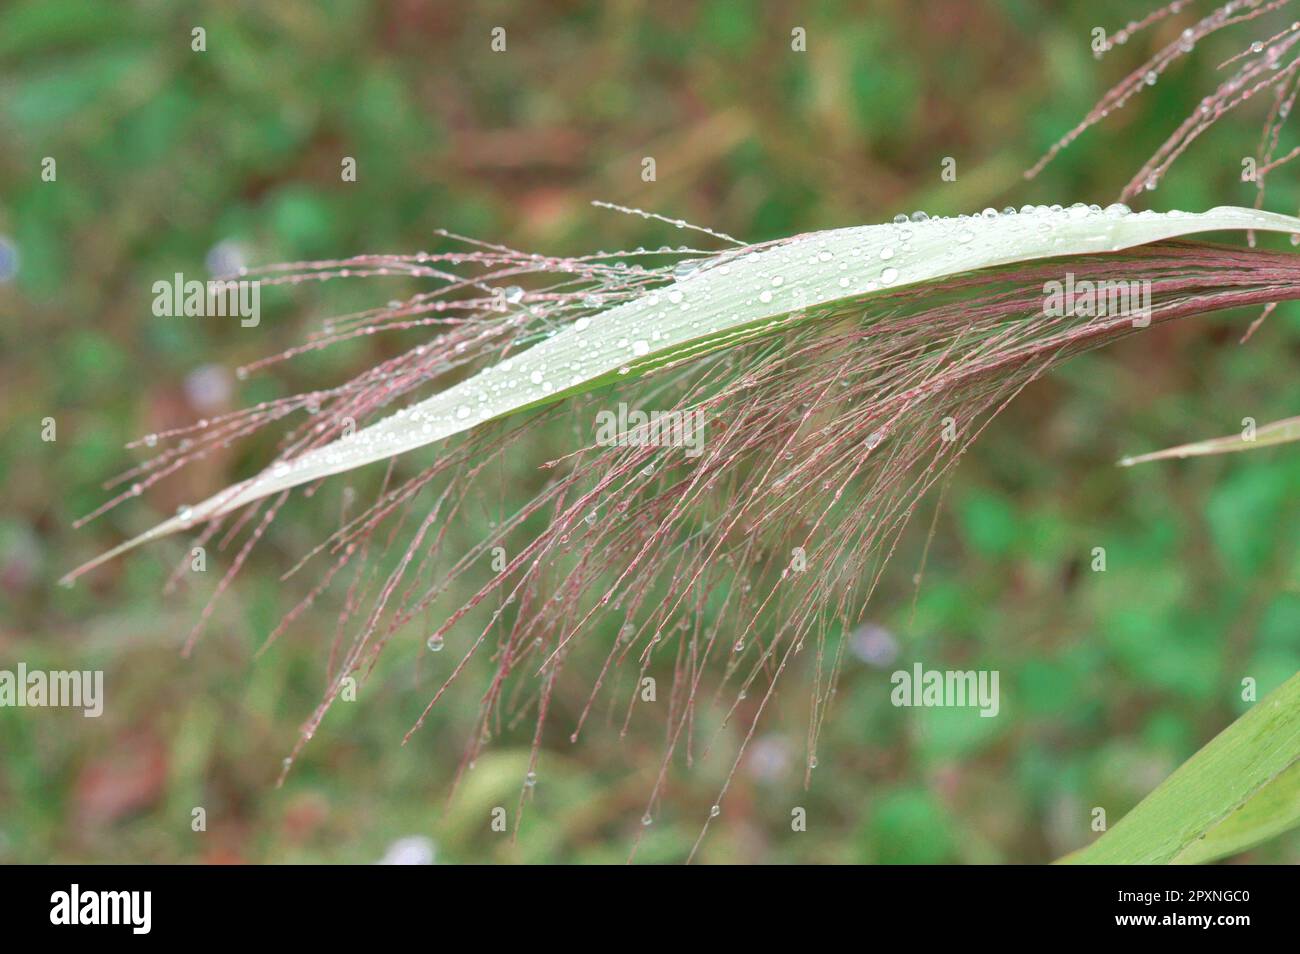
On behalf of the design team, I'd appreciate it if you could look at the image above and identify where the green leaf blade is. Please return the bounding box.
[1060,670,1300,864]
[65,205,1300,581]
[1120,415,1300,467]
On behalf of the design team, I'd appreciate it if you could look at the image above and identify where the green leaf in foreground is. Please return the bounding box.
[65,205,1300,581]
[1173,761,1300,865]
[1120,415,1300,467]
[1059,669,1300,864]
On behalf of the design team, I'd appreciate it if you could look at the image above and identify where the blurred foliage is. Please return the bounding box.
[0,0,1297,863]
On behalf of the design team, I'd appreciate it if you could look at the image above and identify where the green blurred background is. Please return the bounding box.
[2,0,1298,863]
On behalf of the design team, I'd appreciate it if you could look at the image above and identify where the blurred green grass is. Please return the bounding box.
[1,0,1298,863]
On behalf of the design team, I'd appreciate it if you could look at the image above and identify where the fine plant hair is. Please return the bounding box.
[1029,0,1300,206]
[67,210,1300,853]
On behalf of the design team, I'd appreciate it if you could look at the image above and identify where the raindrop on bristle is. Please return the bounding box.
[426,634,445,652]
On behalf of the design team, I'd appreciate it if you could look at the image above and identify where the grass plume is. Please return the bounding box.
[64,204,1300,854]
